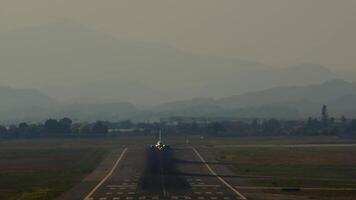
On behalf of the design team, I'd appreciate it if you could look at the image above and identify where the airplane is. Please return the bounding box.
[151,130,169,150]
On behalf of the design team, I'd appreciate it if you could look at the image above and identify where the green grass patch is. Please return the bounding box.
[216,147,356,188]
[0,148,109,200]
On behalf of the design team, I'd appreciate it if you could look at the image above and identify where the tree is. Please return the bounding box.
[346,119,356,137]
[305,117,321,135]
[92,121,108,135]
[341,116,347,125]
[251,119,259,135]
[120,120,132,129]
[321,105,329,127]
[262,119,282,135]
[208,122,225,136]
[59,117,72,133]
[0,125,7,138]
[78,124,91,135]
[18,122,30,137]
[44,119,61,135]
[28,124,40,137]
[338,116,348,136]
[7,125,18,138]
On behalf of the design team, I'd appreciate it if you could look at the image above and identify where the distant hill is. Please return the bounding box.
[0,21,354,121]
[50,103,138,122]
[0,20,265,104]
[219,79,356,107]
[189,63,336,98]
[1,80,356,122]
[0,86,56,122]
[0,86,138,123]
[0,21,345,104]
[154,80,356,119]
[0,86,55,111]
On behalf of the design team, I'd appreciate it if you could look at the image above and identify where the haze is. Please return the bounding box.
[0,0,356,121]
[2,2,356,200]
[1,0,356,68]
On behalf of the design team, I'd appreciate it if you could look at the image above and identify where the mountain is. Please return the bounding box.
[0,20,342,105]
[188,63,336,98]
[219,80,356,107]
[50,103,138,122]
[218,80,356,117]
[46,79,169,105]
[0,85,139,123]
[0,86,55,111]
[154,80,356,119]
[0,20,266,105]
[0,86,57,122]
[1,80,356,122]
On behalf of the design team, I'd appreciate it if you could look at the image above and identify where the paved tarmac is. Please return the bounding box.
[83,146,246,200]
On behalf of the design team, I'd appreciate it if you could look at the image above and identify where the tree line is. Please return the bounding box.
[163,105,356,138]
[0,118,109,138]
[0,105,355,139]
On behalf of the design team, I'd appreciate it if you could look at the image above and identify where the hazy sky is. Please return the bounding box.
[1,0,356,68]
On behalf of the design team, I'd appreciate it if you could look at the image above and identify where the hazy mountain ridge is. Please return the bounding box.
[0,86,138,122]
[154,80,356,118]
[1,21,355,121]
[50,102,138,122]
[0,21,266,104]
[1,21,351,104]
[219,80,356,107]
[1,80,356,122]
[0,86,55,111]
[191,63,337,98]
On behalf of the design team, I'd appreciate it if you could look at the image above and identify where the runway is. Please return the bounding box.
[83,146,247,200]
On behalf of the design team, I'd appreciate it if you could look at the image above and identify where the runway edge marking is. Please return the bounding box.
[84,147,128,200]
[192,147,248,200]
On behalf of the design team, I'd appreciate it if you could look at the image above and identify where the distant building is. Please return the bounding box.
[108,128,144,133]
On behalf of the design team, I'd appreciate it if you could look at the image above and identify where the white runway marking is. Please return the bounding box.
[191,184,221,187]
[83,148,128,200]
[192,147,248,200]
[194,192,202,194]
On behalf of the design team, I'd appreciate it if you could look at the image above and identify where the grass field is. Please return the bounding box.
[1,136,355,200]
[214,145,356,199]
[0,136,158,200]
[0,141,111,200]
[196,136,356,146]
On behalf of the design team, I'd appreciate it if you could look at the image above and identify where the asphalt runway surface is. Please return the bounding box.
[84,146,246,200]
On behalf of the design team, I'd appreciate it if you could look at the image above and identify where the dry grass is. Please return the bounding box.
[215,146,356,199]
[0,139,112,200]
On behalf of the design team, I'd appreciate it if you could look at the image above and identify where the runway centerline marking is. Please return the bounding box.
[84,147,128,200]
[192,147,248,200]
